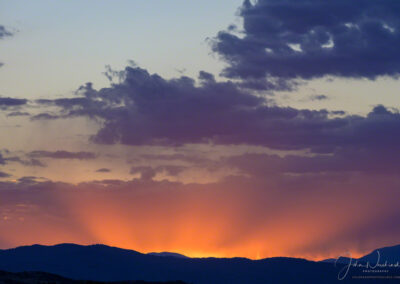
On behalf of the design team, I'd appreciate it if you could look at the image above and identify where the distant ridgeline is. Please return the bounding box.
[0,243,399,283]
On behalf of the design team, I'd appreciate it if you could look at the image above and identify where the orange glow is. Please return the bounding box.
[1,176,397,261]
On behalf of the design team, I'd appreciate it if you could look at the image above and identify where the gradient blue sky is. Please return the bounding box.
[0,0,242,97]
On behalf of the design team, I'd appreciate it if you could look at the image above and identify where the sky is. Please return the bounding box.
[1,0,400,260]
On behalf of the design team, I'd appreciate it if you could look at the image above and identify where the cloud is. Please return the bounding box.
[36,97,99,110]
[0,97,28,110]
[0,171,10,178]
[17,176,44,184]
[5,156,47,167]
[0,25,13,66]
[226,148,400,176]
[35,66,400,157]
[96,168,111,173]
[0,153,6,165]
[29,151,97,160]
[156,165,187,176]
[30,113,61,121]
[0,25,13,67]
[0,26,13,39]
[212,0,400,80]
[130,166,157,180]
[130,165,187,180]
[6,111,30,117]
[139,154,212,166]
[309,94,328,101]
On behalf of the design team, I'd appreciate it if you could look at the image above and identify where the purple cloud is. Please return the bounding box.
[33,66,400,159]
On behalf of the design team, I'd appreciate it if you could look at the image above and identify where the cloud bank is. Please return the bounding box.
[34,66,400,159]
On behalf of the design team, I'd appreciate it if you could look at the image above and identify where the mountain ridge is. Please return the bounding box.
[0,243,399,283]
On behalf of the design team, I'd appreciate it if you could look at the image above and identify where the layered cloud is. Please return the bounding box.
[212,0,400,80]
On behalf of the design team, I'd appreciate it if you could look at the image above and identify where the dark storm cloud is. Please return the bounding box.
[212,0,400,80]
[36,66,400,156]
[29,150,97,160]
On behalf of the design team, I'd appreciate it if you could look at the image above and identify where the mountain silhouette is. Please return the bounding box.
[358,244,400,264]
[321,244,400,265]
[0,243,399,283]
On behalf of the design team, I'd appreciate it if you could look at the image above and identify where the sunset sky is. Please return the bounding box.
[1,0,400,260]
